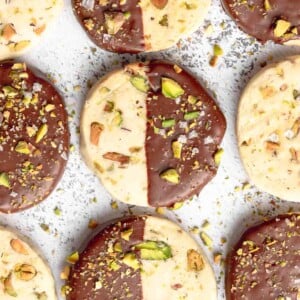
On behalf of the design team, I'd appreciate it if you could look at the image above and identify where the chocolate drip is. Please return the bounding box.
[145,60,226,207]
[226,214,300,300]
[0,61,69,213]
[67,216,145,300]
[72,0,144,53]
[222,0,300,43]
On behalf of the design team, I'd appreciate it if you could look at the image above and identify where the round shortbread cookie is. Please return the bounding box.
[66,215,217,300]
[72,0,210,53]
[237,56,300,202]
[226,213,300,300]
[0,0,63,59]
[222,0,300,44]
[0,61,69,213]
[80,60,226,207]
[0,226,57,300]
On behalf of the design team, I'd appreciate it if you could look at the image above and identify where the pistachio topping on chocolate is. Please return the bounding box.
[0,61,69,213]
[222,0,300,44]
[226,214,300,300]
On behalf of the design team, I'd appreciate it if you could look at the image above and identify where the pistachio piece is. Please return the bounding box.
[104,12,126,35]
[35,291,47,300]
[188,95,197,104]
[172,141,182,159]
[109,261,121,271]
[113,242,123,253]
[15,141,31,155]
[184,111,199,121]
[90,122,104,145]
[213,44,223,56]
[122,253,140,270]
[160,168,180,184]
[130,75,149,93]
[213,148,224,166]
[4,273,17,297]
[187,249,205,271]
[2,24,16,40]
[45,104,55,112]
[67,251,79,264]
[35,124,48,143]
[134,240,172,260]
[162,78,184,99]
[121,228,133,241]
[159,14,168,27]
[3,86,18,98]
[168,201,184,210]
[200,231,213,248]
[14,264,37,281]
[103,152,130,164]
[151,0,168,9]
[264,0,272,11]
[162,118,175,128]
[111,110,123,127]
[104,101,114,112]
[0,172,10,188]
[274,19,291,37]
[10,239,28,255]
[60,266,70,280]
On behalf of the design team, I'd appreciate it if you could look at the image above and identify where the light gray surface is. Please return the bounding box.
[1,0,300,299]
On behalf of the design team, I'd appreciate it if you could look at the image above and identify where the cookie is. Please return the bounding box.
[0,0,63,59]
[237,56,300,202]
[0,226,57,299]
[226,213,300,300]
[72,0,210,53]
[66,215,217,300]
[222,0,300,44]
[0,61,69,213]
[80,60,226,207]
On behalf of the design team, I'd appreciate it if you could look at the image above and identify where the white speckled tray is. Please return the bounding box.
[1,0,300,299]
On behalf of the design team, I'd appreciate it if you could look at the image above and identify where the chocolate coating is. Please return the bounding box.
[226,214,300,300]
[0,61,69,213]
[145,61,226,207]
[222,0,300,43]
[72,0,144,53]
[67,216,145,300]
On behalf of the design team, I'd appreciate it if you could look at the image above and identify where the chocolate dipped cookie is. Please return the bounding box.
[72,0,211,53]
[226,213,300,300]
[0,61,69,213]
[80,60,226,207]
[0,0,63,59]
[66,215,217,300]
[0,226,57,299]
[222,0,300,44]
[237,56,300,202]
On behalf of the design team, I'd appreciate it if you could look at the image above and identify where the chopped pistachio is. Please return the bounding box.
[162,77,184,99]
[0,172,10,188]
[54,207,61,216]
[3,86,18,97]
[264,0,272,10]
[113,242,122,252]
[134,241,172,260]
[67,251,79,264]
[168,201,184,210]
[213,44,223,56]
[188,95,197,104]
[130,75,149,93]
[172,141,182,159]
[111,110,123,126]
[184,111,199,121]
[60,266,70,280]
[36,124,48,143]
[15,141,31,155]
[159,14,168,26]
[162,118,175,128]
[160,168,180,184]
[122,253,140,270]
[274,19,291,37]
[121,228,133,241]
[4,273,17,297]
[214,148,224,166]
[124,11,131,19]
[200,231,213,248]
[45,104,55,112]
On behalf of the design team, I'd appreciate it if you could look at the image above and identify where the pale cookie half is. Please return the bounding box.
[72,0,210,53]
[66,215,217,300]
[0,0,63,59]
[0,226,57,300]
[237,56,300,202]
[80,60,226,207]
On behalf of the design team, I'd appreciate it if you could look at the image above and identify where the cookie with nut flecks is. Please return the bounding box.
[72,0,211,53]
[226,213,300,300]
[0,226,57,299]
[222,0,300,45]
[237,56,300,202]
[0,61,69,213]
[0,0,63,59]
[80,60,226,207]
[65,215,217,300]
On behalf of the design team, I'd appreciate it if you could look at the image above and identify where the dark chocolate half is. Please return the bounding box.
[145,60,226,207]
[226,214,300,300]
[222,0,300,44]
[66,216,145,300]
[72,0,144,53]
[0,61,69,213]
